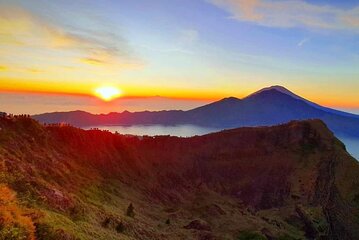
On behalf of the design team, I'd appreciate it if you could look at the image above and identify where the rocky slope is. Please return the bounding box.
[0,116,359,239]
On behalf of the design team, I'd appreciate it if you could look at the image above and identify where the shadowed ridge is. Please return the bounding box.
[189,96,241,111]
[32,110,94,126]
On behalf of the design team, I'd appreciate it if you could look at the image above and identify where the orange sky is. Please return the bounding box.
[1,1,359,112]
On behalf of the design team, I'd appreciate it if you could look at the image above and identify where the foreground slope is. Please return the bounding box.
[1,116,359,239]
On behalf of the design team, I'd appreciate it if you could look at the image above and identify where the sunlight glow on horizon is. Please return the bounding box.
[94,86,122,102]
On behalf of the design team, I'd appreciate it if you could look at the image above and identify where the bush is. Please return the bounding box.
[115,222,125,233]
[237,231,267,240]
[35,223,78,240]
[0,225,32,240]
[126,203,135,218]
[35,223,56,240]
[0,185,35,240]
[101,217,111,228]
[277,235,297,240]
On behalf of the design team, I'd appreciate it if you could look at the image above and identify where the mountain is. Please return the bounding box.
[248,86,359,119]
[185,88,359,137]
[32,86,359,138]
[33,109,185,127]
[1,116,359,239]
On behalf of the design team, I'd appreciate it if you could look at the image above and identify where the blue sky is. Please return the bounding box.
[0,0,358,113]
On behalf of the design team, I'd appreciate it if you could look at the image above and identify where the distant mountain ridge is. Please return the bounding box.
[32,86,359,138]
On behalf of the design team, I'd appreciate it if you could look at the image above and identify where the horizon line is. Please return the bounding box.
[1,88,359,111]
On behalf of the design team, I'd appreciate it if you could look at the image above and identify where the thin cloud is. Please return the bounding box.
[80,58,106,66]
[0,5,142,69]
[0,7,81,48]
[27,68,43,73]
[297,38,310,47]
[210,0,359,31]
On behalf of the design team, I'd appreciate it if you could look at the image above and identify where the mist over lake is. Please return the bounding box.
[86,124,359,161]
[85,124,221,138]
[337,135,359,161]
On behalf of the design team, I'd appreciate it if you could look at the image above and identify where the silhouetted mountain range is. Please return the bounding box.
[249,86,359,119]
[33,86,359,138]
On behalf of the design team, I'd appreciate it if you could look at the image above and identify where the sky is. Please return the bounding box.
[0,0,358,114]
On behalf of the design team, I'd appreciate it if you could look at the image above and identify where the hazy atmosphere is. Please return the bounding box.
[1,1,359,240]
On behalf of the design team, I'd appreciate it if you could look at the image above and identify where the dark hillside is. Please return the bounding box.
[1,116,359,239]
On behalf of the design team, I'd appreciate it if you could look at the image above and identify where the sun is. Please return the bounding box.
[94,86,122,101]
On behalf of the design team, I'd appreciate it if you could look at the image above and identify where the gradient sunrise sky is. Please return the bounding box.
[0,0,358,114]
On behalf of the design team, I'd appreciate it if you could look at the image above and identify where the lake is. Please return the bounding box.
[337,135,359,161]
[85,124,359,161]
[85,124,221,137]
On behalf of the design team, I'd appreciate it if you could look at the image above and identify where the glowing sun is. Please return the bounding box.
[94,86,122,101]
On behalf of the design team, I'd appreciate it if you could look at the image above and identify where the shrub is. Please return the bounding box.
[126,203,135,218]
[34,223,56,240]
[277,235,297,240]
[237,231,267,240]
[0,225,31,240]
[115,222,125,233]
[101,217,111,228]
[35,223,78,240]
[0,185,35,240]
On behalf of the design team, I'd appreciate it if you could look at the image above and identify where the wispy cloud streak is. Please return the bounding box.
[297,38,310,47]
[210,0,359,31]
[0,5,142,68]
